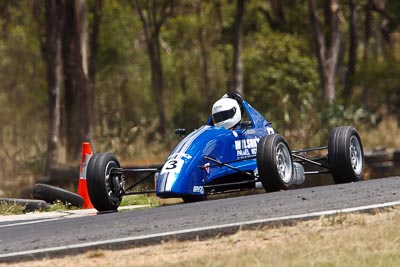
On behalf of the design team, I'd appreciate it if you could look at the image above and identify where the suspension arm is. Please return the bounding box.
[203,156,254,177]
[292,154,330,169]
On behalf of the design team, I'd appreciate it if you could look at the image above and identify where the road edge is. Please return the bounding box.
[1,200,400,263]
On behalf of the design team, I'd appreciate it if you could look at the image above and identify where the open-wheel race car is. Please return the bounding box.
[86,92,364,212]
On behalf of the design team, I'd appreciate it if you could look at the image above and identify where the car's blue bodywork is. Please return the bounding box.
[156,99,274,199]
[86,93,364,212]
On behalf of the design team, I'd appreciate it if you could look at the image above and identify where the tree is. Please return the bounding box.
[89,0,102,91]
[0,0,16,148]
[43,0,64,174]
[369,0,400,54]
[344,0,358,102]
[62,0,92,160]
[232,0,244,96]
[88,0,103,149]
[309,0,341,105]
[215,1,232,93]
[0,0,13,39]
[130,0,174,136]
[360,1,400,105]
[258,0,286,31]
[195,0,212,113]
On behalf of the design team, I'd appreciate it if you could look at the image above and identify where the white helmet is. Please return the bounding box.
[212,98,241,129]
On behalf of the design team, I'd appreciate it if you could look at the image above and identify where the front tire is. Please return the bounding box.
[328,126,364,183]
[87,153,124,212]
[256,134,294,192]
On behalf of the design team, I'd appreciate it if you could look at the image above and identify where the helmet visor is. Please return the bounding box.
[212,107,236,124]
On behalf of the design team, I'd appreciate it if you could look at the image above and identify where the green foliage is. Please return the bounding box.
[0,200,81,215]
[120,194,160,207]
[244,32,320,147]
[0,2,46,176]
[0,201,26,215]
[96,0,150,126]
[319,105,380,128]
[46,200,80,212]
[356,58,400,116]
[316,104,381,146]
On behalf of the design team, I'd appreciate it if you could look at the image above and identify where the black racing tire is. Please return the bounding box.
[0,198,48,212]
[32,183,84,207]
[256,134,294,192]
[328,126,364,183]
[87,153,123,212]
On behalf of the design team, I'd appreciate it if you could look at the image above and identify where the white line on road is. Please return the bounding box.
[0,205,147,228]
[1,200,400,261]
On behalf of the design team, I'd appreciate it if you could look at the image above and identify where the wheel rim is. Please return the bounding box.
[105,161,122,204]
[349,135,363,175]
[276,142,292,183]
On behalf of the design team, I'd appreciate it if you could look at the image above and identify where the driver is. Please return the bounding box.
[211,96,242,130]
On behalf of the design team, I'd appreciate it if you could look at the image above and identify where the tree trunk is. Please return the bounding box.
[0,1,12,39]
[344,0,358,102]
[44,0,64,175]
[88,0,102,150]
[363,1,372,62]
[132,0,173,136]
[232,0,244,96]
[195,1,212,114]
[148,33,167,135]
[309,0,341,105]
[369,0,398,56]
[215,1,231,92]
[63,0,91,161]
[88,0,101,84]
[259,0,286,31]
[361,1,373,104]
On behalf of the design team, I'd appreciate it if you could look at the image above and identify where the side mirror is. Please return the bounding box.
[175,128,186,137]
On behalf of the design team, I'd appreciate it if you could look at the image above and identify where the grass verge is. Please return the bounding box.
[0,200,80,215]
[0,202,26,215]
[120,194,160,207]
[0,194,161,216]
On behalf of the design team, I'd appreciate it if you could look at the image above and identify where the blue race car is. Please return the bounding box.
[87,92,364,212]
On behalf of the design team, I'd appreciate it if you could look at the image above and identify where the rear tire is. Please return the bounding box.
[87,153,123,212]
[256,134,294,192]
[328,126,364,183]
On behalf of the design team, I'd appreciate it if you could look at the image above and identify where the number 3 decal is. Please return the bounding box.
[165,160,178,170]
[161,159,184,175]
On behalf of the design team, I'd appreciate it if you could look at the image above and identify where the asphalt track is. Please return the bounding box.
[1,176,400,262]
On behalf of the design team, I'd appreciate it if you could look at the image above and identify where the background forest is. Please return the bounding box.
[0,0,399,197]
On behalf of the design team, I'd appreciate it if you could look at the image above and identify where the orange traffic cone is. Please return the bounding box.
[77,142,94,209]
